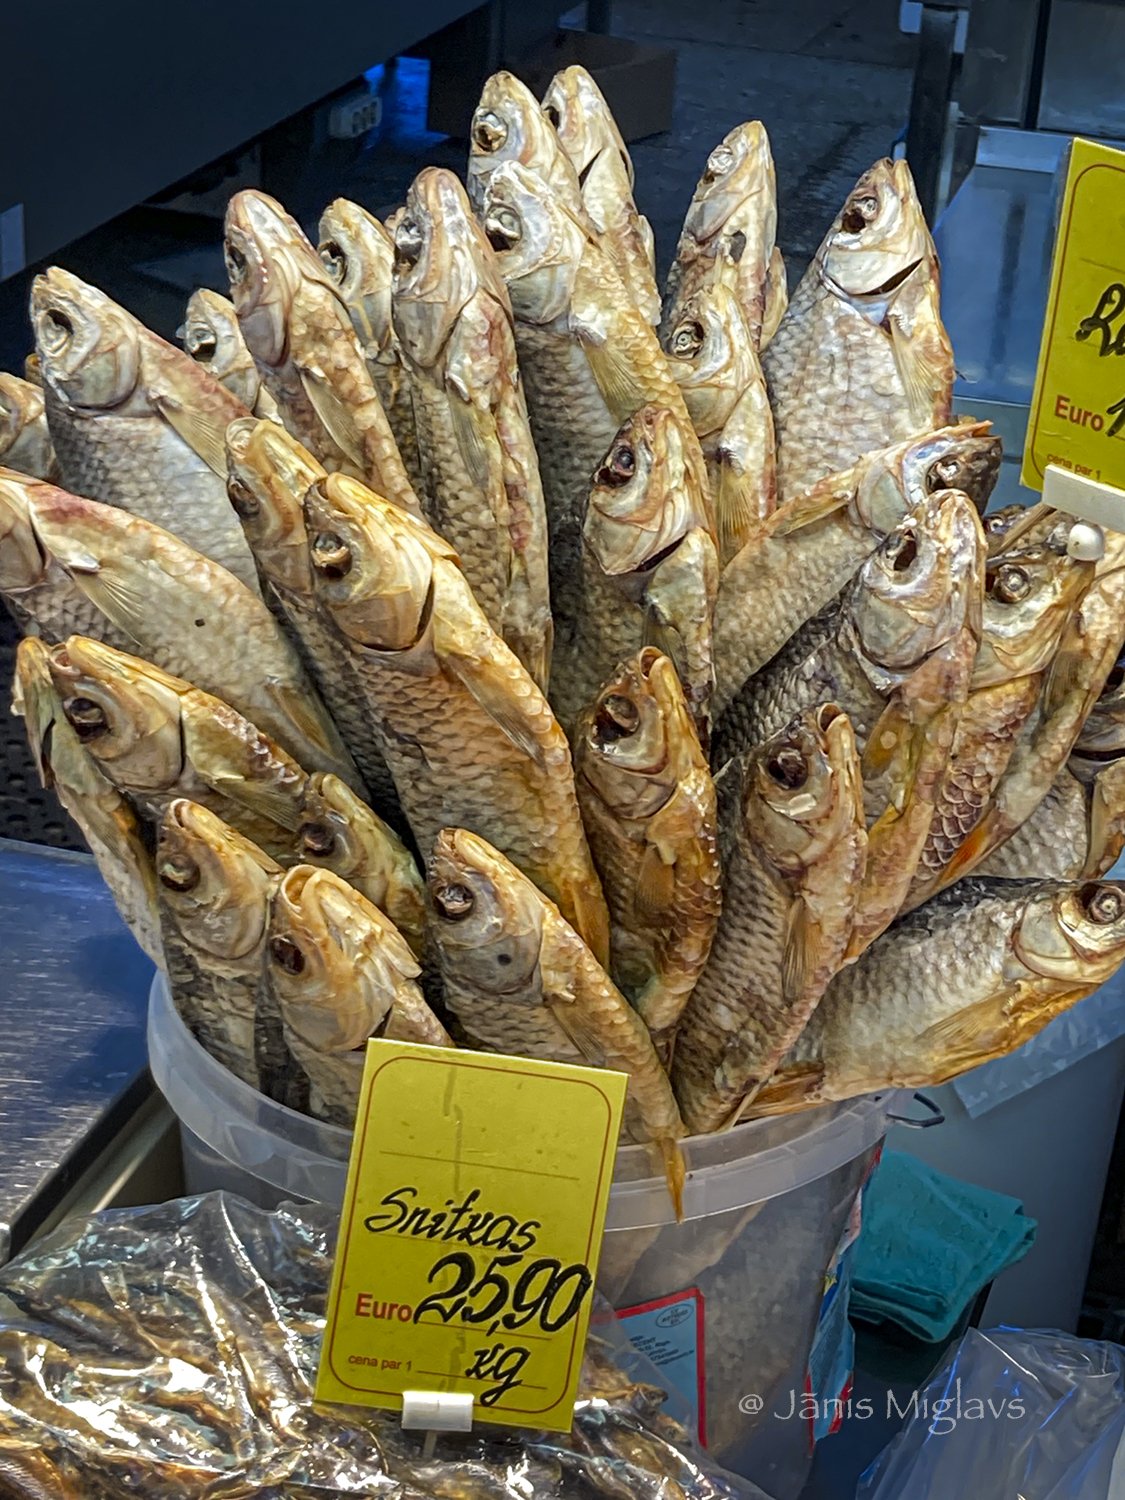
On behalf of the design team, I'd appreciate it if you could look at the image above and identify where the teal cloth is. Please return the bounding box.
[849,1150,1037,1343]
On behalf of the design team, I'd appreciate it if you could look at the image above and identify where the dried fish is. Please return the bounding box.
[575,649,721,1052]
[750,879,1125,1114]
[672,704,866,1132]
[542,64,660,323]
[266,864,450,1125]
[763,160,952,501]
[32,267,260,589]
[224,190,423,519]
[178,287,281,420]
[392,167,552,688]
[304,473,611,963]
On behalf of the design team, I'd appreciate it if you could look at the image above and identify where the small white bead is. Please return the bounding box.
[1067,522,1106,562]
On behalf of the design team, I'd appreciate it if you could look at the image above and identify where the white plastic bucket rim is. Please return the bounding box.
[148,973,903,1229]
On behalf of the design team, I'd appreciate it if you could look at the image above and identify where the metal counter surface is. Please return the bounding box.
[0,838,153,1263]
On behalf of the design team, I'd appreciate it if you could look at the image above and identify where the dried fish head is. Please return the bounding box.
[542,65,633,184]
[296,772,426,948]
[467,70,582,212]
[318,198,396,363]
[663,284,757,438]
[745,703,862,874]
[1073,663,1125,763]
[480,161,588,325]
[974,544,1095,687]
[224,190,307,369]
[819,159,931,302]
[267,864,420,1050]
[0,373,51,475]
[848,488,984,690]
[31,266,140,409]
[0,471,48,591]
[179,288,259,410]
[393,166,508,371]
[428,826,544,994]
[586,405,712,577]
[225,415,323,596]
[876,422,1002,522]
[47,635,186,791]
[157,799,278,960]
[305,473,455,649]
[683,121,775,248]
[1014,880,1125,982]
[578,649,687,821]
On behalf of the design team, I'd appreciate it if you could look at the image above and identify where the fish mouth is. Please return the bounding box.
[814,702,844,733]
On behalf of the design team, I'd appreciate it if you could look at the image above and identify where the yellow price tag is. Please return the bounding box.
[315,1041,627,1433]
[1023,138,1125,492]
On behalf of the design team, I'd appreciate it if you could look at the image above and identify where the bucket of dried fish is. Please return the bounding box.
[150,968,898,1497]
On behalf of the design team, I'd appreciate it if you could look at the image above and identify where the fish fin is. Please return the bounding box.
[660,1137,686,1222]
[298,367,367,468]
[714,453,760,558]
[775,476,856,534]
[580,334,649,421]
[201,770,302,832]
[781,897,818,1005]
[448,390,496,491]
[912,980,1069,1078]
[634,842,676,919]
[861,697,920,791]
[263,679,344,761]
[437,629,545,765]
[936,813,1000,886]
[151,394,230,477]
[569,884,611,970]
[545,999,608,1068]
[759,246,788,350]
[890,313,949,428]
[741,1062,824,1118]
[66,562,150,649]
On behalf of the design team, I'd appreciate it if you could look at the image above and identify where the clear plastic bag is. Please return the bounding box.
[0,1191,771,1500]
[857,1327,1125,1499]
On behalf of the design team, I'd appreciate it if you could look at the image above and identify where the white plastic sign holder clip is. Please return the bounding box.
[401,1389,475,1457]
[1043,464,1125,540]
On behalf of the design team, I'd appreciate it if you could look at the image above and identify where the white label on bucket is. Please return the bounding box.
[617,1288,706,1445]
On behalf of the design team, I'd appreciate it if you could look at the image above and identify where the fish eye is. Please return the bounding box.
[1083,884,1123,925]
[394,218,424,269]
[227,476,260,520]
[63,695,108,741]
[224,239,248,284]
[542,101,562,129]
[299,820,337,857]
[269,935,307,974]
[39,307,74,354]
[882,527,918,573]
[484,208,521,254]
[319,238,347,282]
[766,745,808,789]
[472,109,508,153]
[596,442,636,488]
[311,532,353,580]
[990,563,1031,604]
[158,853,200,893]
[706,144,735,179]
[434,882,475,920]
[595,692,640,742]
[841,193,879,234]
[670,319,705,358]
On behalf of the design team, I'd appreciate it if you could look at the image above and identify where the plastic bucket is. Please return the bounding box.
[149,973,902,1498]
